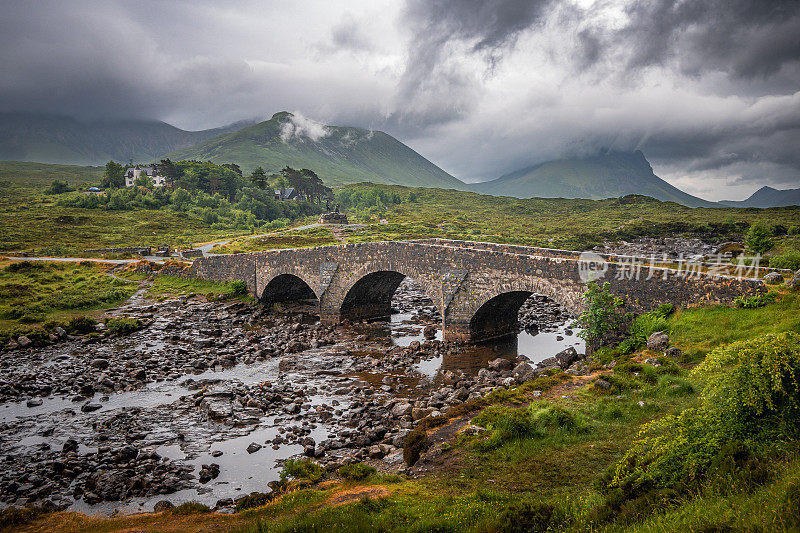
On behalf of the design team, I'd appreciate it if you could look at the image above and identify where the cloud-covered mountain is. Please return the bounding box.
[470,151,717,208]
[720,186,800,208]
[0,113,255,165]
[163,112,466,189]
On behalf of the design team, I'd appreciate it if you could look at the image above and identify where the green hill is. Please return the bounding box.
[0,112,254,166]
[470,150,717,208]
[163,112,466,188]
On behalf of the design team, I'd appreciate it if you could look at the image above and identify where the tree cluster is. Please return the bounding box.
[247,165,333,205]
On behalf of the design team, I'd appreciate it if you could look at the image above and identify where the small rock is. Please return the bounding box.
[647,331,670,352]
[81,402,102,413]
[664,346,682,358]
[246,442,262,454]
[422,325,437,340]
[26,398,44,407]
[764,272,783,284]
[90,358,109,370]
[594,379,611,390]
[17,335,32,348]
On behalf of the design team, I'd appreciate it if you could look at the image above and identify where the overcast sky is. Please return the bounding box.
[1,0,799,200]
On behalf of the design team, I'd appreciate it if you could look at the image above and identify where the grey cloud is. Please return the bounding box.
[389,0,553,129]
[585,0,800,83]
[330,16,376,52]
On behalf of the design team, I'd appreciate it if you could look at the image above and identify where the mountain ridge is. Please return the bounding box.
[720,185,800,208]
[469,150,718,208]
[162,112,466,189]
[0,112,256,166]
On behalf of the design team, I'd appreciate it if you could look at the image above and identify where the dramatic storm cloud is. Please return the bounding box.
[1,0,798,200]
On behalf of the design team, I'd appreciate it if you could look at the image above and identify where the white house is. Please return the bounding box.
[125,165,167,187]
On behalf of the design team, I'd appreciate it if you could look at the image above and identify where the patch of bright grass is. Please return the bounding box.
[669,290,800,361]
[0,260,137,343]
[147,275,254,301]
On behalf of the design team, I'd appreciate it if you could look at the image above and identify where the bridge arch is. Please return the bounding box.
[458,277,584,343]
[469,291,534,342]
[261,273,317,305]
[338,268,441,323]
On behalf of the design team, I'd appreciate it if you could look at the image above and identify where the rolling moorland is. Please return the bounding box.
[1,161,800,532]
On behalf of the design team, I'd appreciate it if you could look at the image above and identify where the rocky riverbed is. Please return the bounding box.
[0,278,584,514]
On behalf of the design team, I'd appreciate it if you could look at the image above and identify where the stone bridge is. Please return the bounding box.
[188,239,764,344]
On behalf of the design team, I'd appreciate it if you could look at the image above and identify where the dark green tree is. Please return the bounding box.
[249,166,268,189]
[101,160,125,189]
[159,159,181,187]
[222,163,243,176]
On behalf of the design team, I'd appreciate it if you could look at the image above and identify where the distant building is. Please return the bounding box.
[274,187,299,201]
[125,165,166,187]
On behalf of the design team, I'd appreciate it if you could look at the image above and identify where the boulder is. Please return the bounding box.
[81,402,102,413]
[764,272,783,284]
[594,379,611,390]
[647,331,670,352]
[17,336,32,348]
[448,386,469,403]
[554,347,580,369]
[787,270,800,289]
[369,445,384,459]
[412,407,433,420]
[512,361,535,383]
[488,358,514,371]
[154,500,174,512]
[423,325,437,340]
[246,442,262,454]
[391,402,413,418]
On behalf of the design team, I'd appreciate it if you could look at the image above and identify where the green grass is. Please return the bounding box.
[336,183,800,250]
[0,161,102,192]
[670,291,800,361]
[0,260,137,343]
[0,161,253,253]
[145,274,254,301]
[3,162,800,255]
[211,226,339,253]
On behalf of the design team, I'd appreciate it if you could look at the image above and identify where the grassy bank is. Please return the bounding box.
[0,260,137,344]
